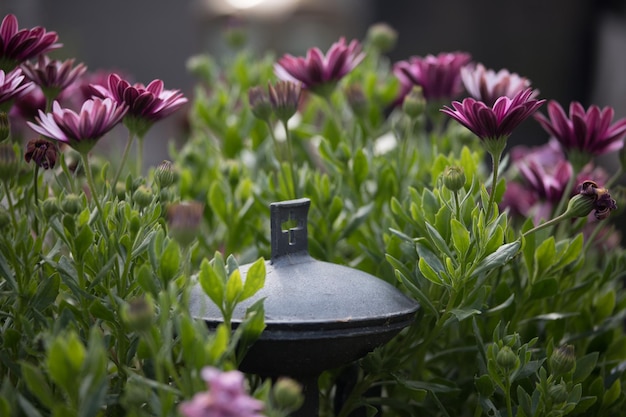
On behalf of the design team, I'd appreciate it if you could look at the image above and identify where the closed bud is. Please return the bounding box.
[548,383,568,404]
[115,181,127,200]
[155,160,176,189]
[366,22,398,53]
[121,296,155,332]
[443,166,466,192]
[549,345,576,376]
[132,185,153,208]
[402,86,426,119]
[496,346,518,371]
[268,81,301,123]
[272,378,304,412]
[248,86,272,122]
[345,84,368,118]
[166,201,204,247]
[42,197,60,217]
[61,193,82,214]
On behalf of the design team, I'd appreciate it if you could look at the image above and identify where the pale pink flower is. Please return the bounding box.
[461,63,535,107]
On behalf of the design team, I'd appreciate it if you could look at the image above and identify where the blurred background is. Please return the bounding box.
[2,0,626,160]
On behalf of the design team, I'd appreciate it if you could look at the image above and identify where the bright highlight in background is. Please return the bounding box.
[225,0,265,9]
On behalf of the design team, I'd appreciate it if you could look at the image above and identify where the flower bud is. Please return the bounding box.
[402,86,426,119]
[0,111,10,141]
[268,81,301,123]
[548,383,568,404]
[443,166,466,192]
[121,296,155,332]
[272,378,304,412]
[366,22,398,53]
[42,197,60,218]
[345,84,368,118]
[115,181,127,200]
[61,193,82,214]
[166,201,204,247]
[549,344,576,376]
[154,160,176,189]
[248,86,272,122]
[496,346,518,371]
[132,185,153,208]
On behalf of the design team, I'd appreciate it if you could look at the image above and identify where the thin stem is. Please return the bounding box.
[112,130,136,186]
[136,135,145,178]
[486,149,502,221]
[522,212,570,238]
[282,120,298,199]
[80,153,105,217]
[504,376,513,417]
[32,165,40,234]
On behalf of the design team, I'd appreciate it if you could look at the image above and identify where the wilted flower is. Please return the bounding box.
[393,52,471,103]
[0,68,34,111]
[534,101,626,163]
[27,98,127,155]
[178,367,264,417]
[268,80,301,123]
[274,37,365,97]
[0,14,61,71]
[91,73,187,137]
[21,56,87,101]
[24,138,58,169]
[441,88,544,142]
[566,180,617,220]
[461,63,534,107]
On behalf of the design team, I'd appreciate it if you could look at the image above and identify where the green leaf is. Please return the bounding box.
[418,258,443,285]
[159,239,181,284]
[225,269,243,304]
[533,237,556,279]
[20,362,55,408]
[450,218,470,256]
[199,258,224,308]
[530,278,558,299]
[209,323,230,363]
[394,269,437,318]
[352,148,369,187]
[573,352,599,383]
[603,378,620,407]
[17,394,44,417]
[450,308,481,322]
[209,182,228,222]
[471,240,520,277]
[136,263,160,296]
[88,299,116,323]
[425,222,454,260]
[241,257,266,300]
[340,203,373,239]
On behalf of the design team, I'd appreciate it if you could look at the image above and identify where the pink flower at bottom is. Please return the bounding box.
[178,367,264,417]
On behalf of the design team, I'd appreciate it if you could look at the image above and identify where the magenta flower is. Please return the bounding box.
[461,63,535,107]
[0,68,34,111]
[91,73,187,137]
[393,52,471,103]
[274,37,365,96]
[441,88,544,141]
[534,100,626,158]
[178,367,264,417]
[21,56,87,100]
[27,97,127,154]
[0,14,61,71]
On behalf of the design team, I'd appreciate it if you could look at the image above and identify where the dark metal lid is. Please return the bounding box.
[188,198,419,335]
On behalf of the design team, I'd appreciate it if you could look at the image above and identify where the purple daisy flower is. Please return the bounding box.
[27,97,127,154]
[461,63,535,107]
[0,68,34,110]
[21,55,87,100]
[274,37,365,97]
[0,14,61,71]
[91,73,187,137]
[535,100,626,157]
[178,367,264,417]
[441,88,544,141]
[393,52,471,103]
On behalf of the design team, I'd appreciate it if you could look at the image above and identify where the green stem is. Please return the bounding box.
[112,130,136,186]
[32,165,40,234]
[504,376,513,417]
[136,135,144,178]
[522,212,570,238]
[282,120,298,199]
[486,148,502,221]
[80,153,105,217]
